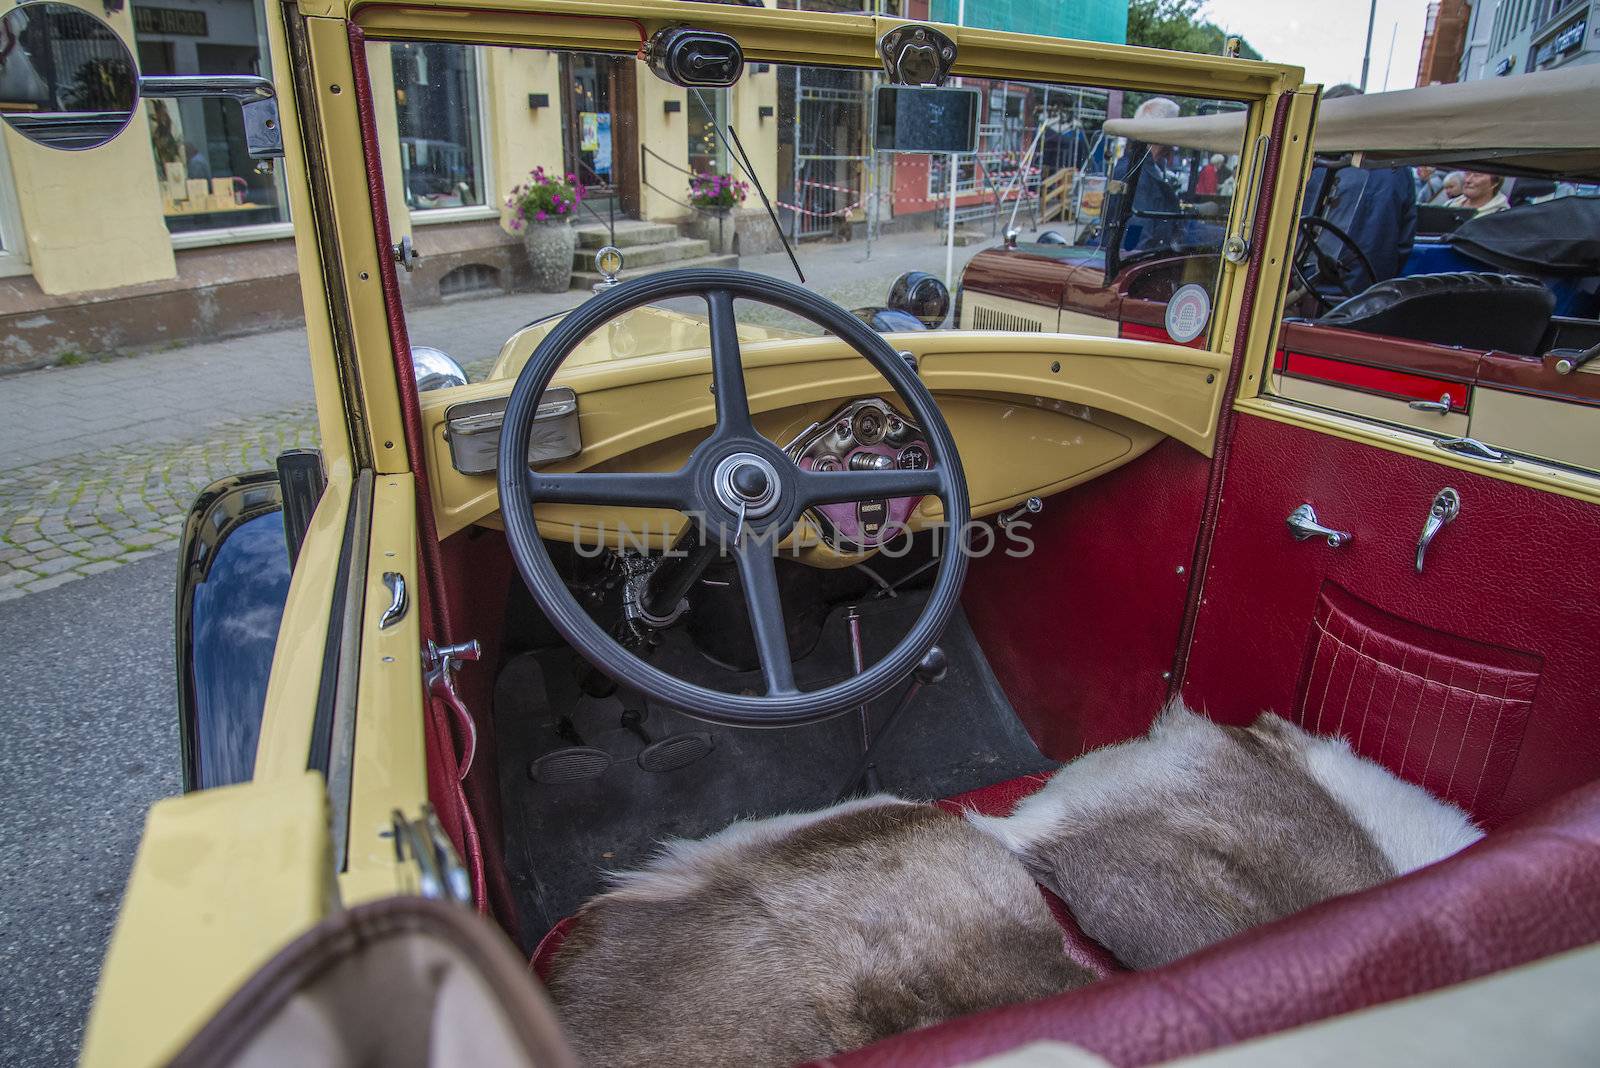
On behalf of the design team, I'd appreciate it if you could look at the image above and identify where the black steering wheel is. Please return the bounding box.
[497,269,971,727]
[1292,214,1379,314]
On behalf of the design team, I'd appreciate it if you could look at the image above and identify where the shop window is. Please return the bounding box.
[134,0,288,235]
[391,42,487,212]
[687,88,729,177]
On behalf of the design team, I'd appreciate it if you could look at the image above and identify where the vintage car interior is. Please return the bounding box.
[9,1,1589,1065]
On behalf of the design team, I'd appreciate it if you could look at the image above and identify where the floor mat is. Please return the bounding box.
[492,592,1055,946]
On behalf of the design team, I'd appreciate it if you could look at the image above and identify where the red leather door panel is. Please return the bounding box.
[1183,413,1600,826]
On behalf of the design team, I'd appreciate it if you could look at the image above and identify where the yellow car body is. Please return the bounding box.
[69,0,1397,1062]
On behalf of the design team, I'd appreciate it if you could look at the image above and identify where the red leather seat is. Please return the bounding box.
[815,777,1600,1067]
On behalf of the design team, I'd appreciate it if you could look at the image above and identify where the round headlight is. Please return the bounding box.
[887,271,951,329]
[411,346,468,392]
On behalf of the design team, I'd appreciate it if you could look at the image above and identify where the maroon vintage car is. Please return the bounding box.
[960,66,1600,472]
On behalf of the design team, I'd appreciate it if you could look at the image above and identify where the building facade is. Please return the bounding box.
[0,0,1123,368]
[1416,0,1472,84]
[1459,0,1600,80]
[0,0,782,369]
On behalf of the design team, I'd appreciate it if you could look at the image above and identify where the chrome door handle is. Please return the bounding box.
[1286,503,1351,548]
[1416,488,1460,573]
[1437,436,1509,463]
[380,571,408,629]
[1408,393,1452,415]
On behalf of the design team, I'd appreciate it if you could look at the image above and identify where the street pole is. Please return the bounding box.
[1359,0,1378,90]
[945,0,964,289]
[1382,22,1397,91]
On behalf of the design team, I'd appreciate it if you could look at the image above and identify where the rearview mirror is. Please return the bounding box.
[0,1,283,157]
[0,2,138,150]
[872,85,979,155]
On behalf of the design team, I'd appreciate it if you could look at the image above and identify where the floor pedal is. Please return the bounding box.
[529,746,612,784]
[638,732,716,773]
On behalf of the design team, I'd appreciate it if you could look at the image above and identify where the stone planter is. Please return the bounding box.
[522,219,577,292]
[688,208,737,256]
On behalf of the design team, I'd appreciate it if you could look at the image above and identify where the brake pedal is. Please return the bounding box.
[637,732,716,773]
[529,746,613,784]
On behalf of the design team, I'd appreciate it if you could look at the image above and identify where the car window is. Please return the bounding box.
[364,40,1250,378]
[1262,170,1600,476]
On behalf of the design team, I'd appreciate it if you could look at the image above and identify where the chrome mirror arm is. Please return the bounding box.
[139,75,284,159]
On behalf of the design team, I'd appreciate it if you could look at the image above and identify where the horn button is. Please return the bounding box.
[712,452,782,519]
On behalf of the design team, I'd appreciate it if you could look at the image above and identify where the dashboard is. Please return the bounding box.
[415,327,1231,564]
[787,398,930,551]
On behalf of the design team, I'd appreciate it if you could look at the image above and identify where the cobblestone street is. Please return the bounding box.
[0,229,997,601]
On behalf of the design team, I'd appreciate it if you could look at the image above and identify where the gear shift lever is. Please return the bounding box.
[836,645,947,801]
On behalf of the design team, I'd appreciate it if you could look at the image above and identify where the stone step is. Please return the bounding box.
[571,237,710,271]
[574,219,679,249]
[570,252,739,289]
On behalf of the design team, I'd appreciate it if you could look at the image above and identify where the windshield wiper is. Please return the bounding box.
[727,126,803,284]
[699,96,804,285]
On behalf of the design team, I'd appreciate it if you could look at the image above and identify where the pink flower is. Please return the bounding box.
[567,173,577,183]
[535,209,547,221]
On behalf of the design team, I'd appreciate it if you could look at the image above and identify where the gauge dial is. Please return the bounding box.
[897,444,929,471]
[852,406,886,445]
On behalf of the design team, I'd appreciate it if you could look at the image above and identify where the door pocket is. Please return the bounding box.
[1293,581,1540,815]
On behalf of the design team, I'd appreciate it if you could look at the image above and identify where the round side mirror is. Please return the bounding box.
[0,2,139,151]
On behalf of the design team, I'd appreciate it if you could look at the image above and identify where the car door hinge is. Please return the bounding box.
[383,805,471,905]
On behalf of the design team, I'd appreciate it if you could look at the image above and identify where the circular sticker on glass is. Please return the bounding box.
[1164,283,1212,344]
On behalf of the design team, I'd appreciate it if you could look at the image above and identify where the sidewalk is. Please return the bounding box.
[0,227,999,600]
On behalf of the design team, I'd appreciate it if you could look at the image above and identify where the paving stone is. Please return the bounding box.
[0,568,36,589]
[21,572,80,594]
[32,556,81,576]
[77,560,121,576]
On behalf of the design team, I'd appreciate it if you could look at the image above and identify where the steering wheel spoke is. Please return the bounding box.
[797,467,941,508]
[707,289,755,436]
[731,535,797,695]
[526,467,694,511]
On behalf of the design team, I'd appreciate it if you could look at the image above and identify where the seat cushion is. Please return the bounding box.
[937,776,1127,982]
[1316,271,1555,355]
[816,777,1600,1068]
[530,775,1125,983]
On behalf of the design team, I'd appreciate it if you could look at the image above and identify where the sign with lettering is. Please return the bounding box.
[134,7,209,37]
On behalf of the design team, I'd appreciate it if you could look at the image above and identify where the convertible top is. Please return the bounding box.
[1447,195,1600,277]
[1103,65,1600,180]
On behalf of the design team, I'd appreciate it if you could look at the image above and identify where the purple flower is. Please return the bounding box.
[535,209,547,221]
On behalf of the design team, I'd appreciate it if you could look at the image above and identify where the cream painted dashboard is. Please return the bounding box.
[417,328,1228,566]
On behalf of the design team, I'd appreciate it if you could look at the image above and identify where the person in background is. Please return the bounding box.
[1433,170,1466,205]
[1314,84,1416,293]
[1449,170,1510,216]
[1195,153,1222,195]
[1415,165,1445,204]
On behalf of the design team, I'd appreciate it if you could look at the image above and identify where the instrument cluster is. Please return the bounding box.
[786,398,932,551]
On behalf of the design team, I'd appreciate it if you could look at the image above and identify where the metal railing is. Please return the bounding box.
[571,156,617,247]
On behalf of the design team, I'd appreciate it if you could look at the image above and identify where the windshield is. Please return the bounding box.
[368,41,1248,375]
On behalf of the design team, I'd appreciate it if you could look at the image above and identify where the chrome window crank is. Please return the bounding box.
[1286,503,1351,548]
[1416,488,1460,573]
